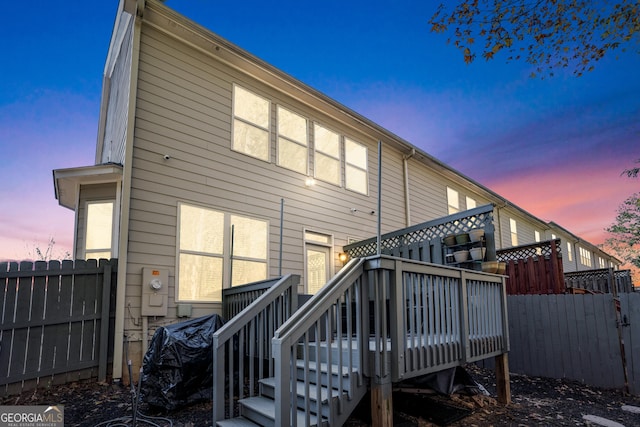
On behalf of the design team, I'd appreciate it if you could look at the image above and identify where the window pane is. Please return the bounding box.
[178,253,223,302]
[86,202,113,250]
[230,215,268,259]
[315,152,340,185]
[345,164,367,194]
[278,137,308,174]
[234,86,269,128]
[179,204,224,254]
[232,260,267,286]
[305,231,331,244]
[233,119,269,161]
[345,138,367,169]
[466,197,476,209]
[447,187,459,214]
[314,124,339,157]
[278,106,307,143]
[307,248,327,294]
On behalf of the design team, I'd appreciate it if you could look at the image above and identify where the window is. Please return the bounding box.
[345,138,368,194]
[85,201,114,259]
[229,214,268,286]
[304,230,332,294]
[177,203,268,302]
[509,218,518,246]
[447,187,459,214]
[579,247,592,267]
[567,241,573,261]
[466,196,476,209]
[551,233,557,240]
[599,257,606,269]
[277,106,308,174]
[233,85,270,161]
[534,231,541,242]
[314,124,341,185]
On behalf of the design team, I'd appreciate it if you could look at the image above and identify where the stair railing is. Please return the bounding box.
[212,274,300,422]
[272,258,368,427]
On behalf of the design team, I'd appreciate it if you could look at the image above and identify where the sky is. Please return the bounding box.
[0,0,638,261]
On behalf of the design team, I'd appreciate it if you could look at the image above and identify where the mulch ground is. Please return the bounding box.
[2,365,640,426]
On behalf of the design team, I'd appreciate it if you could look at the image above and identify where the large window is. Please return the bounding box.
[233,85,270,161]
[85,201,114,259]
[314,124,341,185]
[277,106,308,174]
[345,138,368,194]
[509,218,518,246]
[177,203,268,302]
[447,187,459,214]
[579,246,592,267]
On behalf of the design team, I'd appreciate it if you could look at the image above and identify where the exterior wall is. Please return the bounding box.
[122,23,415,336]
[100,16,133,165]
[76,183,119,258]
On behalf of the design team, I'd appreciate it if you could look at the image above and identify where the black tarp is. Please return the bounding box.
[140,314,224,410]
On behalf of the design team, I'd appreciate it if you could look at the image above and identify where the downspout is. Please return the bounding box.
[403,148,415,227]
[113,1,144,381]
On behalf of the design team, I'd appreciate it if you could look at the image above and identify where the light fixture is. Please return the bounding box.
[339,252,348,263]
[305,177,316,187]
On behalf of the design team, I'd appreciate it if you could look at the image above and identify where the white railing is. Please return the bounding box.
[272,258,368,427]
[212,274,300,422]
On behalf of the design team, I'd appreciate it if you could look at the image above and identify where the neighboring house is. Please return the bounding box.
[52,0,620,381]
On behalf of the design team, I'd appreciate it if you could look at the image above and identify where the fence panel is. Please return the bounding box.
[620,293,640,394]
[0,259,116,395]
[487,294,627,391]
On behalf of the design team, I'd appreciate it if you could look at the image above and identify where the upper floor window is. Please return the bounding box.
[314,124,341,186]
[509,218,518,246]
[598,257,606,269]
[551,233,557,239]
[85,201,114,259]
[567,241,573,261]
[277,106,308,174]
[465,196,476,210]
[534,231,541,242]
[447,187,459,214]
[345,138,368,194]
[233,85,270,161]
[579,246,592,267]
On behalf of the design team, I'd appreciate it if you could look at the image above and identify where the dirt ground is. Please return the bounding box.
[2,365,640,426]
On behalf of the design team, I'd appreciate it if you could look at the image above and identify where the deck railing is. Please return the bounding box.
[272,258,368,427]
[271,255,508,425]
[222,276,291,320]
[212,274,300,421]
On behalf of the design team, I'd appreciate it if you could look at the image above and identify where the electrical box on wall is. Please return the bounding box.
[141,267,169,316]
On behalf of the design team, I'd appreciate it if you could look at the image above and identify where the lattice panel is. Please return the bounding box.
[345,208,494,258]
[497,239,562,262]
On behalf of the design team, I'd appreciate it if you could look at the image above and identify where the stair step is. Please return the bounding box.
[216,416,261,427]
[260,377,346,418]
[240,396,328,427]
[295,359,359,391]
[302,340,361,368]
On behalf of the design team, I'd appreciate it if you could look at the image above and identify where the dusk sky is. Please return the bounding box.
[1,0,638,261]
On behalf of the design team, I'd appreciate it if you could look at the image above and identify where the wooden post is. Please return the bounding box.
[495,353,511,404]
[371,380,393,427]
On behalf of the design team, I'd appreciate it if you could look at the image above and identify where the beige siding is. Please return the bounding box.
[100,18,133,164]
[122,24,418,327]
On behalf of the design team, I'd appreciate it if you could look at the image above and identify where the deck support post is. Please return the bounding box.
[495,352,511,404]
[371,378,393,427]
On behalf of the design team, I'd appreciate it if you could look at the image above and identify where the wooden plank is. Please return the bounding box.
[495,353,511,404]
[41,261,61,381]
[24,262,47,381]
[9,262,33,384]
[98,261,112,382]
[621,293,640,394]
[370,380,393,427]
[555,295,574,380]
[55,260,74,385]
[572,296,589,384]
[0,262,18,387]
[540,294,558,378]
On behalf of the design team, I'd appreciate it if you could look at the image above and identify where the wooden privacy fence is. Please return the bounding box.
[0,259,117,395]
[497,240,565,294]
[565,268,634,294]
[480,293,640,394]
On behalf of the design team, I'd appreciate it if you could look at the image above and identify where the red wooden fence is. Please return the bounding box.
[498,240,565,295]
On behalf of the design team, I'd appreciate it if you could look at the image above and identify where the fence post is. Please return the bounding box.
[98,261,112,382]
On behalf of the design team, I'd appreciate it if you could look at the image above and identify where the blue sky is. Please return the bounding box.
[1,0,638,260]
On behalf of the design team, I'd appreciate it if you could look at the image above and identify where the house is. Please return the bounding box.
[52,0,619,388]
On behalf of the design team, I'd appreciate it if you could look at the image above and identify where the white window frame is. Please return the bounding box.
[84,200,115,260]
[579,246,592,267]
[303,229,334,294]
[313,123,341,186]
[567,241,573,262]
[176,202,269,303]
[465,196,476,210]
[232,84,271,162]
[447,187,459,214]
[344,137,368,195]
[509,218,518,246]
[277,105,308,174]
